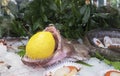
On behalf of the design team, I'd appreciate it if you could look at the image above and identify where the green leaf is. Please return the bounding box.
[17,49,26,57]
[80,5,87,15]
[95,52,120,70]
[111,62,120,70]
[103,60,120,70]
[76,60,92,67]
[82,6,90,24]
[103,59,111,65]
[95,52,104,60]
[49,2,58,11]
[33,21,40,31]
[43,15,48,22]
[94,13,109,19]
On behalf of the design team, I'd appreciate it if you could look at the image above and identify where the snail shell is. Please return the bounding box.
[84,28,120,61]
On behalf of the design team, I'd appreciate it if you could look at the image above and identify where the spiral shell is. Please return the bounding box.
[84,28,120,61]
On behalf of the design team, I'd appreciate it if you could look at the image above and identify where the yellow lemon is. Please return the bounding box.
[26,31,55,59]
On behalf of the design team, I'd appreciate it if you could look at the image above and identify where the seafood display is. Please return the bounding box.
[0,44,116,76]
[22,25,90,67]
[0,25,120,76]
[44,61,81,76]
[104,70,120,76]
[84,28,120,61]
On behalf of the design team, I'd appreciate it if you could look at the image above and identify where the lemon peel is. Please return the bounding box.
[26,31,55,59]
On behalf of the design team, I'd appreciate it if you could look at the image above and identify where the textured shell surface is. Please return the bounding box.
[99,69,120,76]
[43,61,82,76]
[84,28,120,61]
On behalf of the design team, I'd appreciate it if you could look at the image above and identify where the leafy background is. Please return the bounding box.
[0,0,120,39]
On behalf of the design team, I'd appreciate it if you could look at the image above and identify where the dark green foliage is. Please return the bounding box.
[0,0,120,39]
[17,49,26,57]
[23,0,120,39]
[91,6,120,29]
[10,19,27,36]
[23,0,87,38]
[17,45,26,57]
